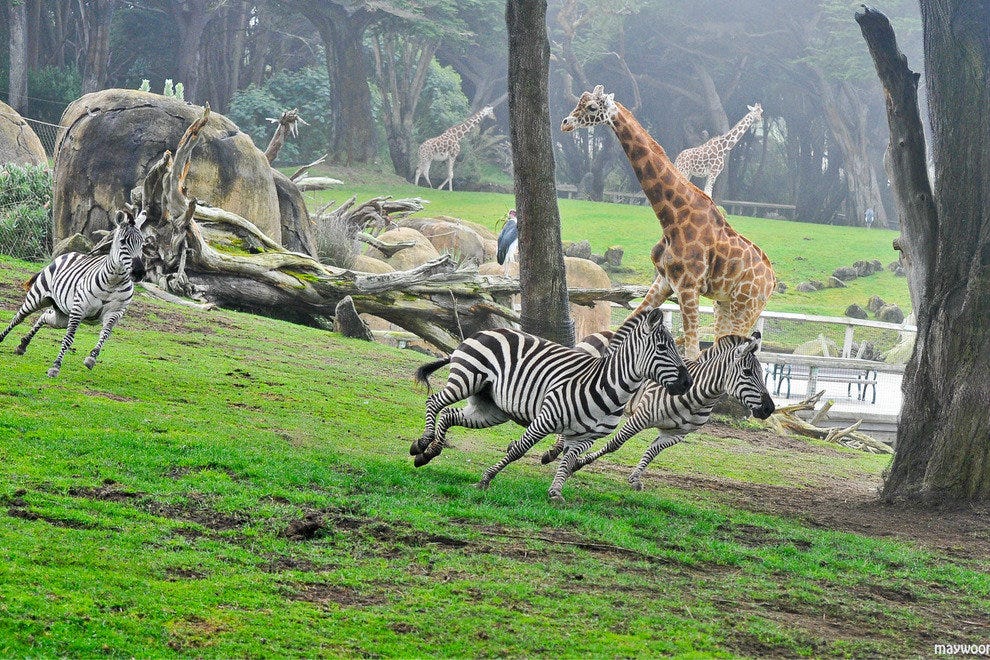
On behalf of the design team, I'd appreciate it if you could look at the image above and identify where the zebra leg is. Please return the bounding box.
[539,436,566,465]
[15,309,64,355]
[84,311,124,369]
[628,433,684,491]
[547,439,595,502]
[414,396,510,468]
[476,416,555,490]
[572,412,652,472]
[412,386,465,455]
[0,295,51,345]
[47,308,84,378]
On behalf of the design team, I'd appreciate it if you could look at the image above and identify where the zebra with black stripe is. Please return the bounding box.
[547,332,775,494]
[410,308,692,496]
[0,210,147,378]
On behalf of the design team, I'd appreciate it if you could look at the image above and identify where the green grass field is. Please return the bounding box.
[0,256,986,656]
[302,169,912,322]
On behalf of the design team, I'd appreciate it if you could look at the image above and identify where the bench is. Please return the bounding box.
[766,363,878,403]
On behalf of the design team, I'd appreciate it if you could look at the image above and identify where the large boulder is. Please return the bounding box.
[877,304,905,324]
[53,89,282,243]
[845,303,869,319]
[363,227,440,270]
[0,100,47,166]
[398,217,486,265]
[832,265,860,281]
[564,256,612,340]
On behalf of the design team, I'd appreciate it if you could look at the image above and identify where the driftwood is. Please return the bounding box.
[124,107,518,351]
[295,176,344,191]
[766,390,893,454]
[264,108,308,164]
[355,232,416,257]
[289,155,327,182]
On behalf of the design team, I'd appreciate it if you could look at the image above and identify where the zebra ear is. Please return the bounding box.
[112,210,126,227]
[645,307,664,328]
[736,333,761,358]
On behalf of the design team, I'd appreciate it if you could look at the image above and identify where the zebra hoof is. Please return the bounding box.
[46,367,60,378]
[84,356,96,369]
[13,346,25,356]
[548,489,565,503]
[539,451,554,465]
[475,480,490,491]
[628,477,643,491]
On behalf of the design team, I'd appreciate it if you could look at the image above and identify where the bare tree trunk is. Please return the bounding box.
[168,0,209,103]
[7,1,28,113]
[860,5,990,504]
[79,0,116,94]
[507,0,574,346]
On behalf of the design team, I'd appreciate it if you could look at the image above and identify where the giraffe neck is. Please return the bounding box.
[446,110,487,140]
[717,110,759,150]
[609,103,693,230]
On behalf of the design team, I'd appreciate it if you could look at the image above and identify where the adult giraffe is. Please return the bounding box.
[414,106,494,191]
[561,85,775,360]
[674,103,763,197]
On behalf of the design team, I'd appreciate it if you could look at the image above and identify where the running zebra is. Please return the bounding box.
[0,210,147,378]
[410,308,691,496]
[546,332,775,494]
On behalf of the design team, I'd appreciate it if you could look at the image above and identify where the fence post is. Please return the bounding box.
[842,324,855,358]
[807,365,819,398]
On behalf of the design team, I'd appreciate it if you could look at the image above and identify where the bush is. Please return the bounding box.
[227,67,332,165]
[0,164,54,262]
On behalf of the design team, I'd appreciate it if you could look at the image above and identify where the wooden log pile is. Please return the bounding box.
[765,390,893,454]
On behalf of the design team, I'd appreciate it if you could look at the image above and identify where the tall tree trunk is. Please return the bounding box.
[860,5,990,504]
[79,0,116,94]
[7,1,28,113]
[506,0,573,346]
[169,0,209,103]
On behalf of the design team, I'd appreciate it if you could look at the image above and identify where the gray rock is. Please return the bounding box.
[775,281,788,293]
[52,233,94,258]
[878,304,905,324]
[833,266,859,281]
[564,239,592,260]
[795,281,819,293]
[866,295,887,314]
[603,246,624,268]
[825,276,847,288]
[845,303,869,319]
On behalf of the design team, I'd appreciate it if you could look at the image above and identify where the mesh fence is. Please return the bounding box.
[22,117,63,158]
[0,163,54,263]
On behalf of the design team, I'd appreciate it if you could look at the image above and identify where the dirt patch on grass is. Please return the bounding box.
[68,480,142,501]
[141,493,249,532]
[586,425,990,561]
[283,581,388,607]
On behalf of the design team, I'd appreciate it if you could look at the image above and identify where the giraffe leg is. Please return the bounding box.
[677,288,702,361]
[713,299,734,340]
[630,274,674,317]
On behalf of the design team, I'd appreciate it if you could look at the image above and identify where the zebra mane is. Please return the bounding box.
[607,309,656,351]
[694,335,752,366]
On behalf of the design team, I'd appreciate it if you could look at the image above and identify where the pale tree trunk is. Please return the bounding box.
[79,0,116,94]
[693,62,730,199]
[859,5,990,504]
[371,32,437,179]
[7,1,28,113]
[507,0,574,346]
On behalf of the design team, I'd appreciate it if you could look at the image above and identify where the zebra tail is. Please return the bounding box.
[22,271,40,291]
[415,357,451,392]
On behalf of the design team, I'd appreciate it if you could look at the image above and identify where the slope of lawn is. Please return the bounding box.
[301,170,910,320]
[1,255,986,657]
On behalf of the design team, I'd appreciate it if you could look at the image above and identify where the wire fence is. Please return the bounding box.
[22,116,63,158]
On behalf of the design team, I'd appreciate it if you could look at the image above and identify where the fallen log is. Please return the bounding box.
[765,391,893,454]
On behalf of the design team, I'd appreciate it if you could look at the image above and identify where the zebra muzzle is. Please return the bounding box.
[130,258,146,282]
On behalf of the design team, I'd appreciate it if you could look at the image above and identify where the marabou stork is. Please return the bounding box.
[496,209,519,275]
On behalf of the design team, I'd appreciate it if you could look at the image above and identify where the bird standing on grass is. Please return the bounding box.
[496,209,519,275]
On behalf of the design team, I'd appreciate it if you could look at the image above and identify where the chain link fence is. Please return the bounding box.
[0,163,54,263]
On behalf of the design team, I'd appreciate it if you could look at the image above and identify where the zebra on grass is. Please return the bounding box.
[542,331,775,495]
[0,210,146,378]
[410,308,692,499]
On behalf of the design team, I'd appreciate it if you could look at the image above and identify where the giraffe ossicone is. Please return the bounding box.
[674,103,763,198]
[414,106,495,191]
[561,85,775,361]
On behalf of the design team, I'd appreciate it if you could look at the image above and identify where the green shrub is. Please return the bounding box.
[0,164,54,262]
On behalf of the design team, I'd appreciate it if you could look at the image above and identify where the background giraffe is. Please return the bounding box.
[561,86,775,360]
[674,103,763,197]
[414,106,494,191]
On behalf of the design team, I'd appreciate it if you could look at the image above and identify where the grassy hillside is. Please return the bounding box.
[302,174,911,320]
[1,256,986,657]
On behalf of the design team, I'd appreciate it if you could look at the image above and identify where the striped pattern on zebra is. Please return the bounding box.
[0,210,147,378]
[410,308,692,497]
[550,332,774,494]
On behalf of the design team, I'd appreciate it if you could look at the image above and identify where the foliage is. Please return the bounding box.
[0,257,985,656]
[228,67,333,165]
[27,66,81,126]
[413,62,471,142]
[0,164,54,262]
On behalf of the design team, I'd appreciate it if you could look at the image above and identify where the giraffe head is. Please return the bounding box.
[480,106,495,120]
[748,103,763,120]
[560,85,618,132]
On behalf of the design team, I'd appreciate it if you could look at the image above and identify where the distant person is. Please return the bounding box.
[865,207,875,228]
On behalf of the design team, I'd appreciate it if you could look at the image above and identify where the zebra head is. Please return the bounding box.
[724,332,775,419]
[635,308,691,396]
[111,210,147,282]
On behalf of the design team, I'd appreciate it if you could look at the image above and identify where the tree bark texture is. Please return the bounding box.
[79,0,115,94]
[860,4,990,503]
[169,0,210,103]
[7,1,28,113]
[506,0,574,346]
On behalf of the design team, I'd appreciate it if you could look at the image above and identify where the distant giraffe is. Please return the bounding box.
[674,103,763,197]
[414,106,494,191]
[562,85,775,360]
